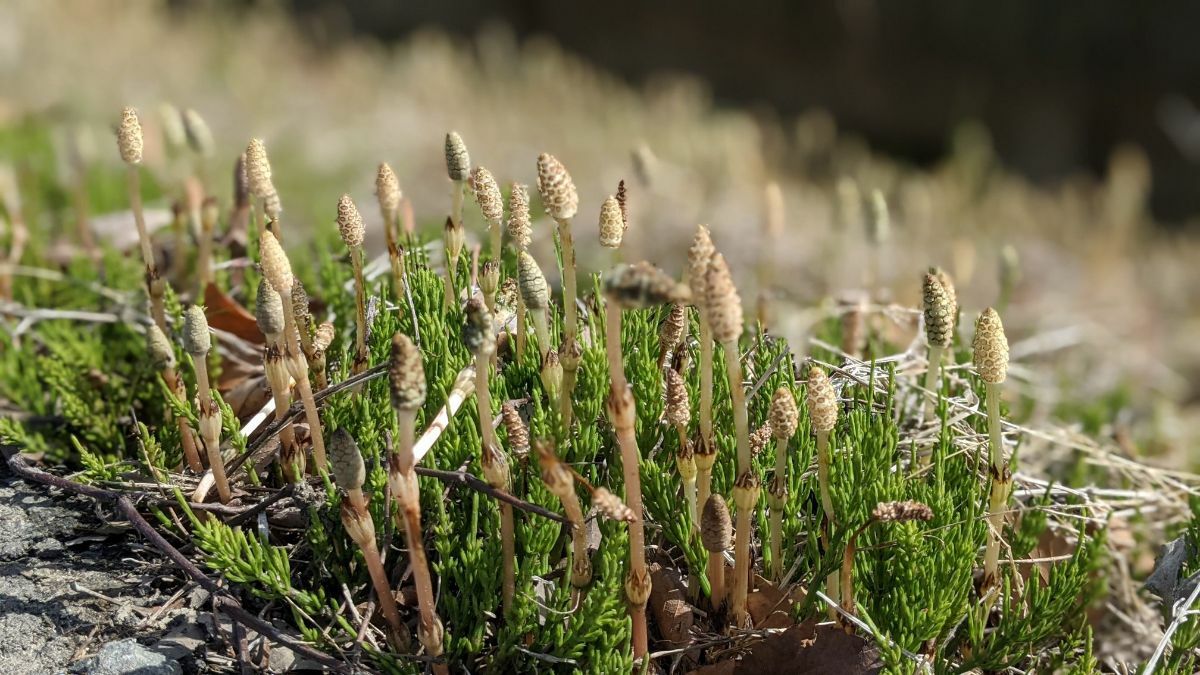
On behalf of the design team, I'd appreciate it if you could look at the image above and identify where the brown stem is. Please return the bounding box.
[982,382,1007,609]
[163,366,203,473]
[193,362,230,504]
[278,291,326,470]
[350,247,369,376]
[722,339,754,625]
[342,490,404,649]
[390,410,447,674]
[706,552,726,609]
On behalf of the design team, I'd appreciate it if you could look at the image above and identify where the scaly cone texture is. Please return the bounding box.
[182,306,211,356]
[973,308,1009,384]
[255,279,285,346]
[701,494,732,608]
[506,182,532,250]
[665,368,691,430]
[501,404,530,459]
[923,273,955,349]
[517,251,549,309]
[182,108,213,156]
[389,333,427,414]
[245,138,273,200]
[329,428,366,492]
[376,163,402,215]
[117,107,143,165]
[146,324,175,371]
[808,364,839,613]
[687,225,716,302]
[336,194,365,249]
[599,195,625,249]
[603,262,691,309]
[470,166,504,259]
[444,132,470,182]
[768,386,798,580]
[536,152,579,221]
[704,253,743,346]
[658,303,688,370]
[808,366,838,435]
[468,165,501,223]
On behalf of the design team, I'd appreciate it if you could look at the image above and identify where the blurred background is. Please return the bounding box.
[3,0,1200,460]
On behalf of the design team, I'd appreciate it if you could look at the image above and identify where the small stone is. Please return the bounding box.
[83,639,182,675]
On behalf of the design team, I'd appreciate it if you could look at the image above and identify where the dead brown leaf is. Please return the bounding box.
[689,619,884,675]
[204,282,264,345]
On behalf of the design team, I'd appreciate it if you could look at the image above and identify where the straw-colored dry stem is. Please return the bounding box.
[350,247,368,375]
[277,289,326,470]
[604,300,649,660]
[982,382,1008,605]
[557,217,579,423]
[341,489,405,649]
[127,167,166,331]
[922,344,945,423]
[193,365,230,503]
[389,409,447,674]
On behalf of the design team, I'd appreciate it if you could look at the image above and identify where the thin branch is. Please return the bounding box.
[3,448,348,672]
[415,466,568,526]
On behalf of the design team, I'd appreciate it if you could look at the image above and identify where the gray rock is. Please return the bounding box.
[82,639,182,675]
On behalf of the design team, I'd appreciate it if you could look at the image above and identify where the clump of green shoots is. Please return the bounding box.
[840,501,934,625]
[329,428,406,649]
[183,306,230,503]
[974,307,1010,606]
[767,386,798,581]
